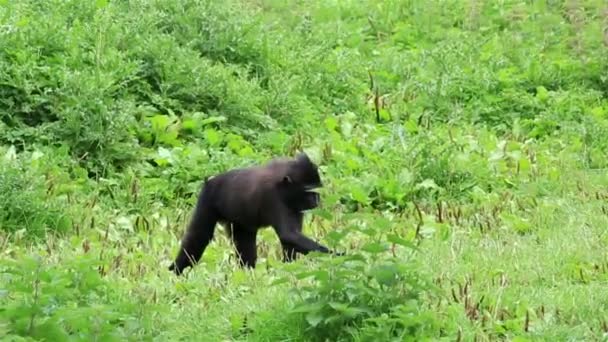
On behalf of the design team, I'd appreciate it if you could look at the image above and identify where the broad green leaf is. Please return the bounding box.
[305,312,324,327]
[149,115,170,132]
[535,85,549,101]
[181,119,196,132]
[295,270,329,281]
[291,302,324,314]
[415,179,438,190]
[350,185,368,203]
[370,264,400,286]
[404,119,418,134]
[200,116,227,126]
[324,117,338,131]
[373,216,392,229]
[311,208,333,220]
[387,234,418,250]
[379,108,391,121]
[361,242,388,254]
[204,129,222,146]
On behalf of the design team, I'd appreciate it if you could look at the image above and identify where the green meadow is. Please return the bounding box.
[1,0,608,340]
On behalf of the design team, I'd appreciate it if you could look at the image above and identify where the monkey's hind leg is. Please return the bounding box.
[231,227,258,268]
[170,198,219,275]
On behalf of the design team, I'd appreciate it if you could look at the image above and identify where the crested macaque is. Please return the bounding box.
[169,152,339,275]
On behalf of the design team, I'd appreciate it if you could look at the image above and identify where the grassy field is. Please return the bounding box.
[1,0,608,340]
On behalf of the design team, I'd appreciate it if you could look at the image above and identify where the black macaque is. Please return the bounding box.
[169,152,340,275]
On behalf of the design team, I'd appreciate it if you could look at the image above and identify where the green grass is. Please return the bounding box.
[2,0,608,340]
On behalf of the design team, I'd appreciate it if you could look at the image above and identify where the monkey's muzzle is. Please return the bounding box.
[303,183,322,208]
[308,191,320,206]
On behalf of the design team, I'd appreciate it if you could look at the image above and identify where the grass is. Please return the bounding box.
[2,0,608,340]
[422,170,608,339]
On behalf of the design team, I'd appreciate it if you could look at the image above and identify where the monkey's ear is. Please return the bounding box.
[282,175,292,184]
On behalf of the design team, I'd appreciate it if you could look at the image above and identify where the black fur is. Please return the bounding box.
[169,153,336,275]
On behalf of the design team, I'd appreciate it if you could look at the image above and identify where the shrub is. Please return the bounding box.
[266,218,441,341]
[0,253,159,340]
[0,147,70,238]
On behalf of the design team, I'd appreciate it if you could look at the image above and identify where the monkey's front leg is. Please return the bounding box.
[273,211,331,256]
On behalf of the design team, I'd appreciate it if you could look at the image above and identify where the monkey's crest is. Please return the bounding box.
[284,152,322,189]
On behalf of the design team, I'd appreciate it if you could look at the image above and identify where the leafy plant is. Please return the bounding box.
[0,146,71,238]
[1,0,608,340]
[271,217,441,341]
[0,254,159,340]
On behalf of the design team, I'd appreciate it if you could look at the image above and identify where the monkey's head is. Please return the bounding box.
[282,152,322,189]
[279,152,323,211]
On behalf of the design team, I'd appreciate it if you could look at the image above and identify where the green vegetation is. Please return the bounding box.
[2,0,608,340]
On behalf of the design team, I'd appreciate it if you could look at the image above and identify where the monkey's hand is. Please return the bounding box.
[168,262,185,276]
[330,250,346,257]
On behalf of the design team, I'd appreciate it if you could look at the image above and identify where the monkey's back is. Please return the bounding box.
[204,160,290,228]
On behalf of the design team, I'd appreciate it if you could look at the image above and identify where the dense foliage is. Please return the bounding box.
[1,0,608,340]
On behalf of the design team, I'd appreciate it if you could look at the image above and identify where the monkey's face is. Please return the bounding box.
[280,154,323,211]
[280,185,321,212]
